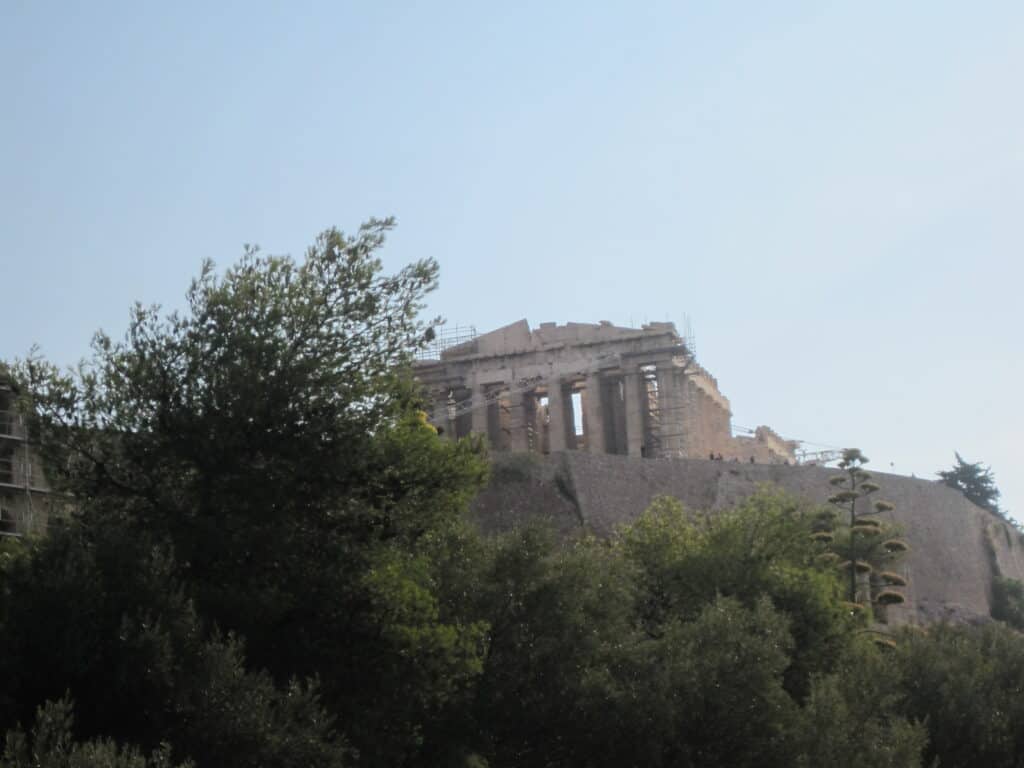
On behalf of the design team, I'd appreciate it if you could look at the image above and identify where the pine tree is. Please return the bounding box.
[938,452,1001,515]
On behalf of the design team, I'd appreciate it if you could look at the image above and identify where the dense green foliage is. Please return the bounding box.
[939,452,1002,515]
[897,622,1024,768]
[1,697,193,768]
[991,576,1024,631]
[2,224,1023,767]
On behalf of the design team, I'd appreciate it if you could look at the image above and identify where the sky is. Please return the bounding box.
[2,2,1021,514]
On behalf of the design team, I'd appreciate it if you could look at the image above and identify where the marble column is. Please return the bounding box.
[584,373,606,454]
[471,385,490,445]
[656,365,683,457]
[431,392,454,440]
[505,390,529,452]
[546,379,568,451]
[623,370,645,457]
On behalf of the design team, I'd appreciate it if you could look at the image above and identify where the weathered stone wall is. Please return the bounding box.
[471,452,1023,625]
[683,378,737,460]
[724,426,800,464]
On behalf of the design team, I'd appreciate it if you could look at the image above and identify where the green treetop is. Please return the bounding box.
[938,452,1002,515]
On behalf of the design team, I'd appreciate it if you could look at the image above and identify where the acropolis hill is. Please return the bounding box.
[416,319,1024,626]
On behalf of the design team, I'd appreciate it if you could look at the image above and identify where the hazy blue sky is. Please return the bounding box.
[3,2,1021,513]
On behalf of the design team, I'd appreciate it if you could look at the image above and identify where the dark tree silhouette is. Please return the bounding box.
[938,453,1001,515]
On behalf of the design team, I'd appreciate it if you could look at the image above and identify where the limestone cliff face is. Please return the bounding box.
[471,452,1024,625]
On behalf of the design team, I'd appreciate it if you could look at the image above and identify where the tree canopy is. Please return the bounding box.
[5,221,489,766]
[938,452,1002,515]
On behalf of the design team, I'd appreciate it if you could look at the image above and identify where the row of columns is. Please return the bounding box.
[435,361,688,458]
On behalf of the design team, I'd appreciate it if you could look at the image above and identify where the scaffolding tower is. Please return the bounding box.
[0,377,51,536]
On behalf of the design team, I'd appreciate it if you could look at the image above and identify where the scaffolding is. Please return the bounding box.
[796,448,843,466]
[0,408,30,535]
[414,324,478,361]
[680,314,697,361]
[0,379,53,536]
[640,365,663,458]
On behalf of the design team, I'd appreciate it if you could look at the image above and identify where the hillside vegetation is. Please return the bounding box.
[2,224,1023,768]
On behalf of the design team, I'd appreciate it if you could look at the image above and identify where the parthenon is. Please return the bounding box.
[414,320,797,463]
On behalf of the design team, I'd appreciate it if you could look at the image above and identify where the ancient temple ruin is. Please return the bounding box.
[414,320,797,463]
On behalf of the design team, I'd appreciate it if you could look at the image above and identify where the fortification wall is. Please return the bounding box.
[471,452,1024,625]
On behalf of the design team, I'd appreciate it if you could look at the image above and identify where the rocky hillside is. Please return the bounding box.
[472,451,1024,625]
